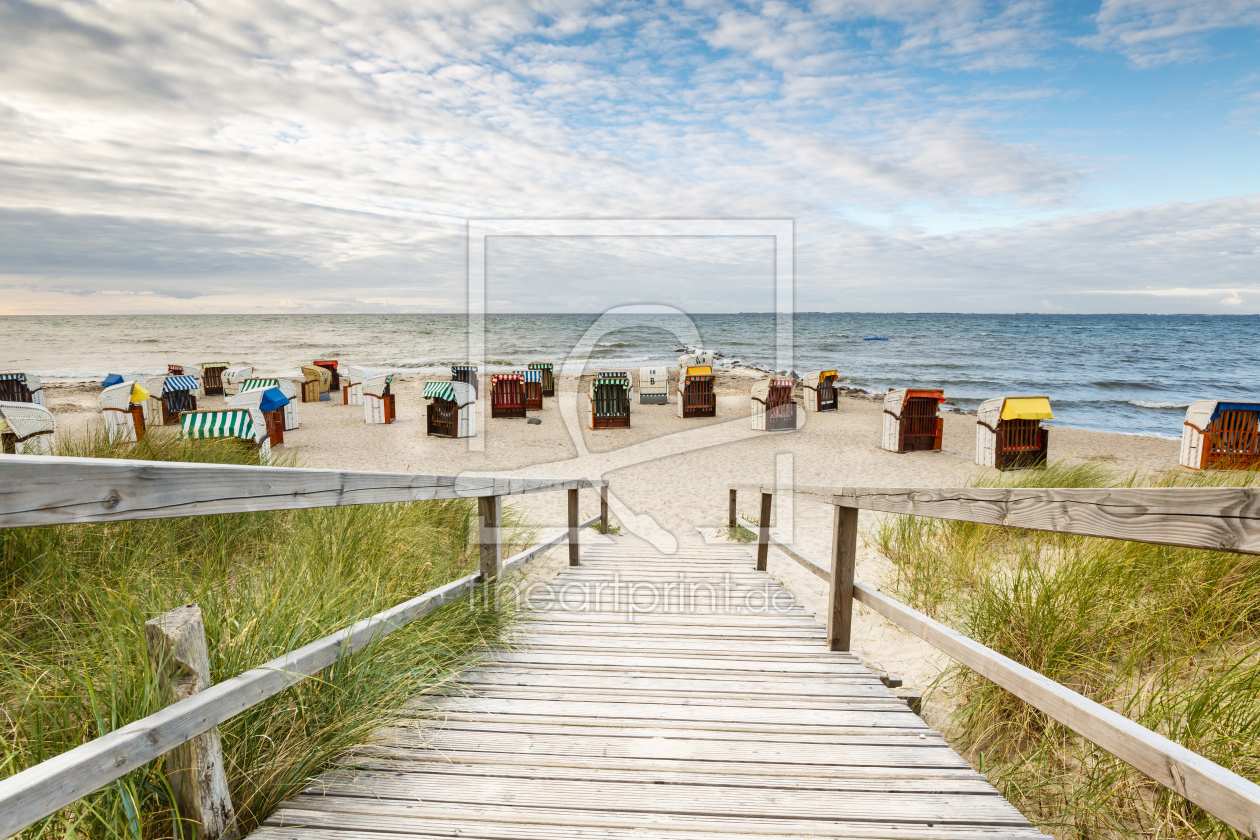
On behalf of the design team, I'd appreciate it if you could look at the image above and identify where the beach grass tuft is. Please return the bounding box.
[1,430,534,840]
[874,462,1260,840]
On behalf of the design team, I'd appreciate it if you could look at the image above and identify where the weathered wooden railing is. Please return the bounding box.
[730,483,1260,839]
[0,455,608,840]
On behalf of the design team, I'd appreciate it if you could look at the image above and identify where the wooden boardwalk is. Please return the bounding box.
[257,540,1047,839]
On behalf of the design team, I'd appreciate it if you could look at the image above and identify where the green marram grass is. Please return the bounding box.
[874,462,1260,840]
[1,430,535,840]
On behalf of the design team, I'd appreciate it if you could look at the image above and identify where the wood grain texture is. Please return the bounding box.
[756,492,772,571]
[776,484,1260,554]
[852,581,1260,839]
[0,454,607,529]
[828,505,858,652]
[568,488,580,566]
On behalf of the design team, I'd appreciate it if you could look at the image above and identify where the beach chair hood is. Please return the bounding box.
[884,388,946,414]
[163,375,199,394]
[803,370,838,389]
[0,401,55,443]
[1001,397,1053,421]
[240,377,280,393]
[364,373,394,397]
[346,366,374,385]
[424,380,475,405]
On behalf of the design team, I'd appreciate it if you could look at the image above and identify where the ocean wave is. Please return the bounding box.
[1128,400,1192,409]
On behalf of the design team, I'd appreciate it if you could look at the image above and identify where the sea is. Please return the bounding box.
[2,313,1256,439]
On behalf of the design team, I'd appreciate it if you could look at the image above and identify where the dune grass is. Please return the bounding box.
[1,429,535,840]
[874,462,1260,840]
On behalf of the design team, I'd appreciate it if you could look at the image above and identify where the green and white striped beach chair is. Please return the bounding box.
[180,407,271,459]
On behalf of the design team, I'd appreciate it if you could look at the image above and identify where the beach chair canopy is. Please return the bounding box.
[514,370,543,383]
[364,373,394,397]
[678,351,714,371]
[240,378,280,393]
[1000,397,1053,421]
[803,370,838,389]
[229,387,290,412]
[528,363,553,371]
[163,375,199,394]
[1185,401,1260,428]
[101,373,145,388]
[0,401,55,442]
[883,388,946,412]
[752,379,794,401]
[314,359,338,370]
[301,365,330,390]
[590,373,631,397]
[99,381,145,410]
[346,365,374,385]
[201,362,230,372]
[423,380,475,404]
[181,408,263,442]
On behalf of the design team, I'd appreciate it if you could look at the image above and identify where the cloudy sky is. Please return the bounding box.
[1,0,1258,314]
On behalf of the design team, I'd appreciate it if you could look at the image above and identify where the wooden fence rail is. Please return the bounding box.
[0,459,608,839]
[730,484,1260,840]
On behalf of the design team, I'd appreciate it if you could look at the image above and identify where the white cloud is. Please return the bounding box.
[1082,0,1260,66]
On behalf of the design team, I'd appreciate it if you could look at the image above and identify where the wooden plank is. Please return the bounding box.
[0,455,607,529]
[477,495,502,584]
[756,491,772,571]
[780,484,1260,555]
[500,515,598,577]
[0,572,478,839]
[853,581,1260,838]
[737,514,830,581]
[829,504,858,651]
[568,488,580,566]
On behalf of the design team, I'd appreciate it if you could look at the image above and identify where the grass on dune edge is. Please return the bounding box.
[1,429,536,840]
[875,462,1260,840]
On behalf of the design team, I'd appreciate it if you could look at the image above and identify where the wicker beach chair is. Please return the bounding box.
[424,380,476,438]
[0,401,56,455]
[155,374,200,425]
[1180,400,1260,470]
[0,372,45,406]
[529,363,555,397]
[751,379,797,431]
[363,374,396,424]
[452,365,479,393]
[229,387,290,447]
[314,360,340,392]
[300,365,331,403]
[515,369,544,410]
[180,407,271,460]
[676,353,716,419]
[490,374,526,419]
[239,377,299,430]
[638,366,669,404]
[976,396,1052,470]
[199,362,230,396]
[590,373,632,430]
[882,388,945,453]
[802,370,839,412]
[343,366,373,406]
[221,366,253,397]
[99,380,149,443]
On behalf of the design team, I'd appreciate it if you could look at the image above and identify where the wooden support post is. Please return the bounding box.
[756,492,772,572]
[828,504,859,651]
[568,488,580,566]
[599,485,609,535]
[728,488,737,529]
[144,604,236,840]
[477,495,502,583]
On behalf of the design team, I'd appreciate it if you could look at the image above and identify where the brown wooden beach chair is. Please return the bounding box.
[200,362,230,396]
[976,396,1052,470]
[802,370,838,412]
[882,388,945,452]
[491,374,526,419]
[530,363,555,397]
[751,379,796,431]
[0,372,44,406]
[515,369,543,410]
[424,380,476,438]
[1181,401,1260,470]
[590,373,631,430]
[679,374,716,419]
[452,365,479,393]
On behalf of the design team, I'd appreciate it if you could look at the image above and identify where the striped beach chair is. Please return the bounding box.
[301,365,330,403]
[490,374,525,419]
[363,373,396,424]
[100,380,149,443]
[590,373,631,430]
[452,365,479,393]
[229,387,290,447]
[222,366,253,397]
[180,407,271,459]
[155,374,200,425]
[0,401,56,455]
[0,372,45,406]
[529,363,555,397]
[424,380,476,438]
[802,370,839,412]
[976,396,1052,470]
[751,379,796,431]
[882,388,945,453]
[677,353,716,419]
[639,367,669,404]
[314,360,340,392]
[343,366,373,406]
[515,369,543,410]
[199,362,230,396]
[1181,400,1260,470]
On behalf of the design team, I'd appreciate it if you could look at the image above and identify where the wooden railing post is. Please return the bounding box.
[477,495,502,584]
[756,492,772,572]
[728,488,737,529]
[568,488,580,566]
[144,604,236,840]
[828,504,859,651]
[599,485,609,535]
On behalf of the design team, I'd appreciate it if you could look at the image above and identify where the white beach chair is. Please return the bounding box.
[882,388,945,453]
[976,396,1052,470]
[144,376,167,426]
[228,387,290,447]
[99,380,149,443]
[0,372,45,406]
[180,406,271,460]
[343,365,374,406]
[639,367,669,404]
[423,380,476,438]
[363,374,396,424]
[0,400,56,455]
[677,352,716,419]
[1180,400,1260,470]
[751,379,796,431]
[221,366,254,396]
[801,370,839,412]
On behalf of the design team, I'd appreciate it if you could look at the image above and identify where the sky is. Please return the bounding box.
[0,0,1258,315]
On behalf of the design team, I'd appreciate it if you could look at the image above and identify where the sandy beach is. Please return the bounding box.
[41,371,1181,729]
